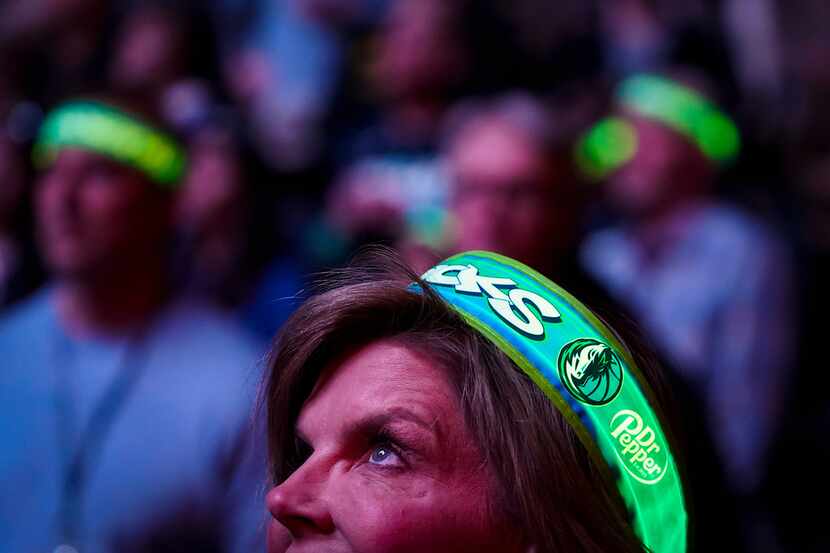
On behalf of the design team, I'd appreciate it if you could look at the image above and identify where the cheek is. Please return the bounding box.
[330,472,498,553]
[625,145,676,185]
[34,183,52,220]
[608,164,658,205]
[452,199,501,245]
[451,196,479,222]
[81,184,132,221]
[81,183,160,242]
[511,206,548,238]
[494,211,550,260]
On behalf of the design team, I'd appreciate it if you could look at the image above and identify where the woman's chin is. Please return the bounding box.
[267,521,292,553]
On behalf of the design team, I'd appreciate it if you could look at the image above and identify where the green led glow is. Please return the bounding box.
[618,74,740,163]
[697,110,741,161]
[33,101,186,188]
[575,74,740,180]
[421,251,688,553]
[574,117,638,181]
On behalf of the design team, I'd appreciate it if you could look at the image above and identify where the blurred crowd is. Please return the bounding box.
[1,0,829,551]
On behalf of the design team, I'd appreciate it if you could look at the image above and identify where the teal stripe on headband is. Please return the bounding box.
[421,251,687,553]
[33,101,186,188]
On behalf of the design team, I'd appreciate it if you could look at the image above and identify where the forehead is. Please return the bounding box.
[297,340,458,438]
[619,111,696,153]
[48,148,151,184]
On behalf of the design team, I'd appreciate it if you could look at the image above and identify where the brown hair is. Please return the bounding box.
[264,249,679,552]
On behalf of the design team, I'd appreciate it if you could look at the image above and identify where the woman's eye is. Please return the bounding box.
[369,444,403,467]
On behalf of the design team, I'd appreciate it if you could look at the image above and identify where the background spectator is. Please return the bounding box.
[0,97,265,553]
[579,71,795,549]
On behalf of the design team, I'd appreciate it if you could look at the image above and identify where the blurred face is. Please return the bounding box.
[606,114,711,216]
[110,9,185,91]
[449,118,568,269]
[36,148,170,278]
[372,0,464,100]
[178,135,244,234]
[176,135,246,278]
[267,340,521,553]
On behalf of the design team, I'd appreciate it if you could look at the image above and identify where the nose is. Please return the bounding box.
[266,460,336,539]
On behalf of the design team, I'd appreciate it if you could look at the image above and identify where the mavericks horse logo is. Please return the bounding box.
[558,338,623,406]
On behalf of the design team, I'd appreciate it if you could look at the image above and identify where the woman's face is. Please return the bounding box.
[266,340,522,553]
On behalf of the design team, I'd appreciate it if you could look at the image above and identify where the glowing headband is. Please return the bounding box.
[575,74,740,180]
[34,101,186,187]
[420,251,687,553]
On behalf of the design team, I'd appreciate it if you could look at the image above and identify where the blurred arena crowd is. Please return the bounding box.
[1,0,829,551]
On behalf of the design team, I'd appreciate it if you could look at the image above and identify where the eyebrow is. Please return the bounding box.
[295,406,441,446]
[353,407,438,434]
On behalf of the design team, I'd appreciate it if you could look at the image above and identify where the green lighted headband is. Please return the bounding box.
[33,101,186,187]
[575,74,740,180]
[420,251,687,553]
